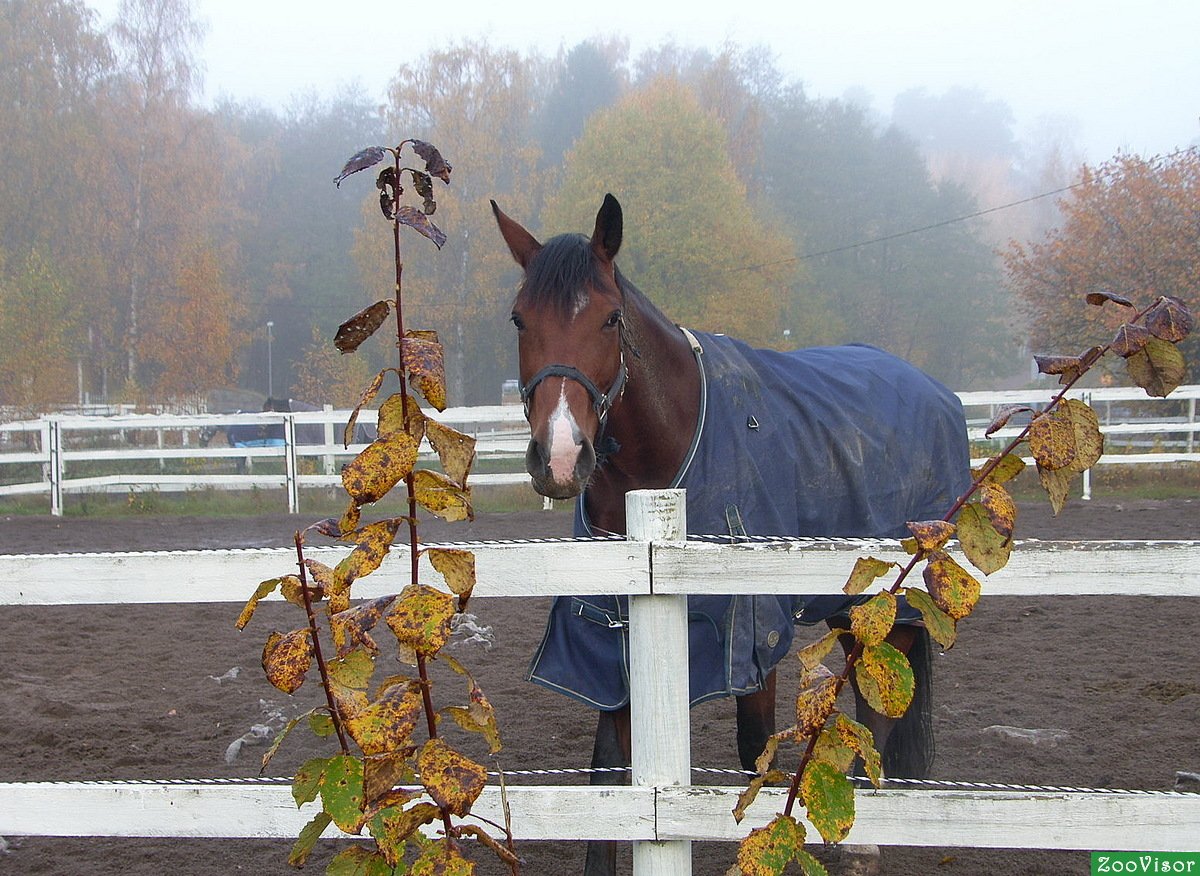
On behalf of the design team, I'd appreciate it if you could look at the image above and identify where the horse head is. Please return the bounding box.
[492,194,628,500]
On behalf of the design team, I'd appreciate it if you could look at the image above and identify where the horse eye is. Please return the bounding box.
[605,311,623,328]
[511,313,525,331]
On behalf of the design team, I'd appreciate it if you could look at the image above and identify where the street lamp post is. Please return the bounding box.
[266,321,274,399]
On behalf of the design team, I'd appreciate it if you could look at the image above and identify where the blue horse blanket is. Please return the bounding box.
[527,330,971,709]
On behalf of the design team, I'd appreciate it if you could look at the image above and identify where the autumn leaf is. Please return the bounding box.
[344,370,387,448]
[922,551,982,620]
[902,587,958,650]
[795,677,839,735]
[842,556,895,596]
[378,392,426,445]
[410,139,452,183]
[732,769,788,824]
[334,300,391,354]
[413,469,474,522]
[1144,295,1194,343]
[797,627,844,672]
[427,547,476,609]
[341,434,419,505]
[736,814,818,875]
[1028,408,1076,471]
[236,576,286,629]
[848,591,897,647]
[401,331,447,411]
[834,713,882,787]
[957,503,1011,576]
[336,518,403,590]
[425,418,476,487]
[1038,462,1073,516]
[801,759,855,844]
[344,681,424,756]
[386,584,456,657]
[327,846,394,876]
[1111,323,1152,358]
[854,642,914,719]
[288,811,332,868]
[1034,354,1084,385]
[417,738,487,817]
[984,404,1033,437]
[396,206,447,249]
[906,520,956,553]
[334,145,388,187]
[1126,337,1187,398]
[363,752,417,805]
[1086,290,1134,308]
[262,628,313,694]
[974,454,1026,485]
[410,170,436,215]
[329,597,396,658]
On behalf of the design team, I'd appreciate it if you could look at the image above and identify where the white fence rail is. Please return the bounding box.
[2,386,1198,515]
[2,490,1199,872]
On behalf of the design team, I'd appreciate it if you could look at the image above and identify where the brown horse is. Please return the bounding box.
[493,194,970,874]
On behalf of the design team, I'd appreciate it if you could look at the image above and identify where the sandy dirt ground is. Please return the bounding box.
[1,496,1197,874]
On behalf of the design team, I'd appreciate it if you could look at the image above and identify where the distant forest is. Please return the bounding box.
[3,0,1194,412]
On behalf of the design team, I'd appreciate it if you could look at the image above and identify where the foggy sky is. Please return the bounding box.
[86,0,1200,163]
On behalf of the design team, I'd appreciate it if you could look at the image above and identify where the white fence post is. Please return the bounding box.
[48,418,64,517]
[626,489,692,875]
[322,404,335,476]
[283,414,298,514]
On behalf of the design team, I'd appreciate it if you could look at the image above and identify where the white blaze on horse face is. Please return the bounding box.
[546,382,582,484]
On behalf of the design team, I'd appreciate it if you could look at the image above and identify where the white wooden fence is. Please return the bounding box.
[2,386,1198,515]
[2,490,1199,874]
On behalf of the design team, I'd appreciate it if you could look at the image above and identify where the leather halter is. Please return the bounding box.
[519,354,627,429]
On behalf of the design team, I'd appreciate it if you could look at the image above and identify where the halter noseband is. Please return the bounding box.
[520,353,627,430]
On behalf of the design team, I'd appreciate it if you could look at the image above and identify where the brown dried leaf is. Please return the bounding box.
[984,405,1033,437]
[732,770,788,825]
[1086,290,1134,308]
[396,206,447,249]
[341,434,419,505]
[334,146,387,187]
[425,418,475,487]
[410,139,452,183]
[1034,354,1084,385]
[401,332,447,412]
[262,628,313,694]
[363,752,417,805]
[329,595,396,658]
[334,300,392,354]
[1111,323,1153,358]
[1144,295,1194,343]
[417,738,487,817]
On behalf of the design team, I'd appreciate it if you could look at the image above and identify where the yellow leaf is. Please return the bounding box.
[341,434,419,505]
[426,418,475,487]
[416,738,487,817]
[848,591,896,647]
[262,628,313,694]
[842,556,895,596]
[413,469,474,522]
[401,331,447,411]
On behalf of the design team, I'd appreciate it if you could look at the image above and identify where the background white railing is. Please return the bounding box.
[1,490,1198,873]
[1,386,1197,515]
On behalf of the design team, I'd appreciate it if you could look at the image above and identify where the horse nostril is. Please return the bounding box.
[526,438,549,474]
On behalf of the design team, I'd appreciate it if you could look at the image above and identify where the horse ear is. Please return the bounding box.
[491,199,541,269]
[590,193,622,263]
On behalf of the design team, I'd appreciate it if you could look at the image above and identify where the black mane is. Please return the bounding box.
[521,233,606,314]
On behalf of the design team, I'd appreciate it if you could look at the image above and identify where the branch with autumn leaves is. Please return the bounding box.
[237,141,521,875]
[730,292,1193,876]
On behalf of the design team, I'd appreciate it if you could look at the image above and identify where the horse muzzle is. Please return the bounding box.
[526,432,596,500]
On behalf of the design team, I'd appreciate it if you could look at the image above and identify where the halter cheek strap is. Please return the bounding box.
[519,353,627,429]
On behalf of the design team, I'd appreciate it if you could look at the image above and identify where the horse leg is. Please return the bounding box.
[735,668,777,771]
[584,706,630,876]
[833,622,935,779]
